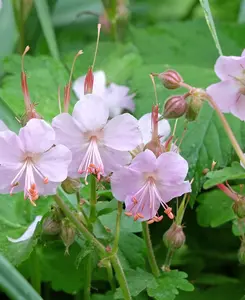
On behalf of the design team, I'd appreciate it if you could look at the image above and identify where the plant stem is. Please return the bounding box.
[162,247,175,272]
[53,194,106,255]
[89,175,97,222]
[142,222,160,277]
[19,0,25,54]
[205,93,245,167]
[105,261,116,292]
[29,249,41,294]
[112,202,123,253]
[84,254,92,300]
[111,255,132,300]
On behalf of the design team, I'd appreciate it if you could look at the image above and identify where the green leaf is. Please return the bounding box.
[204,162,245,189]
[232,218,245,236]
[0,54,69,121]
[92,292,114,300]
[0,254,42,300]
[0,98,20,132]
[199,0,223,55]
[147,270,194,300]
[195,273,239,285]
[114,268,155,299]
[33,0,60,59]
[196,188,236,227]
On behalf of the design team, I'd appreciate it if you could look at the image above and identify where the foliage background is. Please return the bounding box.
[1,0,245,299]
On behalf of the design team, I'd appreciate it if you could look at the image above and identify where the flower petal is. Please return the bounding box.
[52,113,84,149]
[35,144,72,182]
[103,113,142,151]
[130,149,157,173]
[206,80,239,113]
[138,113,171,145]
[7,216,42,243]
[215,55,245,81]
[72,95,109,132]
[156,152,189,185]
[0,120,8,131]
[73,71,107,100]
[230,94,245,121]
[242,49,245,57]
[111,167,144,202]
[19,119,55,153]
[157,181,191,203]
[99,145,131,175]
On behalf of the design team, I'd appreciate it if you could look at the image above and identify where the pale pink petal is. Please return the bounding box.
[19,119,55,153]
[34,174,59,196]
[230,94,245,121]
[157,181,191,203]
[111,167,144,202]
[215,55,245,81]
[138,113,171,145]
[99,145,131,175]
[0,120,8,131]
[125,194,160,221]
[130,149,157,173]
[66,146,89,178]
[206,80,239,113]
[35,145,72,182]
[103,113,142,151]
[72,95,109,132]
[156,152,189,185]
[73,71,107,100]
[52,113,84,149]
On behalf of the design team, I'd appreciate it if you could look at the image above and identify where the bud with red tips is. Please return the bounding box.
[60,219,76,255]
[163,95,188,119]
[185,88,205,121]
[158,70,183,90]
[163,222,186,250]
[84,67,94,95]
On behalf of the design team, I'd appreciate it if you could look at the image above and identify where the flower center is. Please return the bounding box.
[10,156,48,205]
[125,176,174,222]
[78,136,104,184]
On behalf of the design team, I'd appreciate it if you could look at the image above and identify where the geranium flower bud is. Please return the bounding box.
[60,219,76,255]
[163,95,188,119]
[186,88,205,121]
[163,223,186,249]
[61,177,81,194]
[158,70,183,90]
[42,216,61,235]
[233,198,245,218]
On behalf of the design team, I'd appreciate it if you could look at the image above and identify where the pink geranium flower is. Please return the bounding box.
[207,50,245,120]
[0,119,72,204]
[111,149,191,222]
[73,70,135,118]
[52,94,141,183]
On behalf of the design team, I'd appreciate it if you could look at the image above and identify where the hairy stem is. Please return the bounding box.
[29,249,41,294]
[111,255,132,300]
[106,261,116,292]
[112,202,123,253]
[84,254,92,300]
[142,222,160,277]
[89,175,97,222]
[162,247,175,272]
[53,194,106,255]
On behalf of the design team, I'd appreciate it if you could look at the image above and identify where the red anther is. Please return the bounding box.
[137,213,144,219]
[43,177,49,184]
[134,215,139,221]
[157,215,163,222]
[147,219,155,225]
[164,207,174,219]
[30,183,36,190]
[84,67,94,94]
[106,245,112,252]
[125,212,133,217]
[132,196,138,204]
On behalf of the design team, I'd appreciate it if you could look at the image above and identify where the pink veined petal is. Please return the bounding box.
[130,149,157,173]
[72,95,109,132]
[0,168,22,192]
[156,152,189,185]
[52,113,84,149]
[206,80,239,113]
[230,94,245,121]
[0,130,24,166]
[138,113,171,145]
[33,173,59,196]
[72,70,107,99]
[0,120,8,131]
[157,181,191,203]
[215,55,245,81]
[19,119,55,153]
[67,147,87,178]
[125,194,160,222]
[103,113,142,151]
[35,144,72,182]
[98,145,131,175]
[111,167,144,202]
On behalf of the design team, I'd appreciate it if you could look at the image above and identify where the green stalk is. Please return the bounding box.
[89,175,97,222]
[162,247,175,272]
[111,255,132,300]
[53,194,106,255]
[29,249,41,294]
[142,222,160,277]
[84,254,92,300]
[112,202,123,253]
[106,262,116,292]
